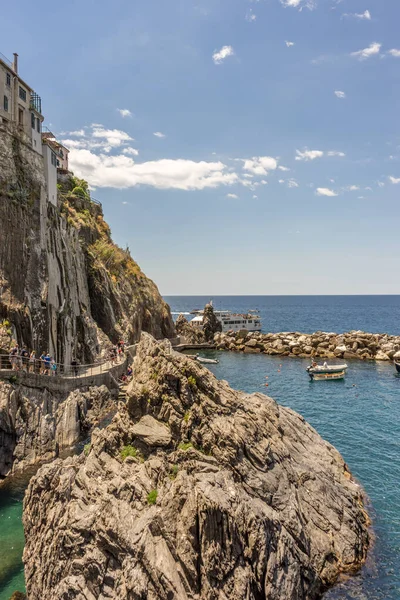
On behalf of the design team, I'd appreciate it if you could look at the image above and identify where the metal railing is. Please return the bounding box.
[0,52,12,69]
[0,345,136,381]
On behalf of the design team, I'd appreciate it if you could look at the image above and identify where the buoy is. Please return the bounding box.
[265,383,269,387]
[265,376,269,379]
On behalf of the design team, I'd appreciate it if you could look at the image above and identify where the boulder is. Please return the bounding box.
[23,334,370,600]
[375,350,390,361]
[131,414,172,447]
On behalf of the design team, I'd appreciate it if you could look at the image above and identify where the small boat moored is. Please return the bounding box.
[307,361,348,381]
[196,355,219,364]
[395,361,400,374]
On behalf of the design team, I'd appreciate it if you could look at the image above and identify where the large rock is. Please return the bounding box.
[23,334,370,600]
[202,303,222,342]
[0,382,114,477]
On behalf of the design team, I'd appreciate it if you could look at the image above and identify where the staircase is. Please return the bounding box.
[118,384,128,403]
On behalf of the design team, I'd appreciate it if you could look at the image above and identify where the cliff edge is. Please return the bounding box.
[0,128,174,364]
[23,334,370,600]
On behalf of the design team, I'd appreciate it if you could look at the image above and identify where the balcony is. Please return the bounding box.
[30,92,42,114]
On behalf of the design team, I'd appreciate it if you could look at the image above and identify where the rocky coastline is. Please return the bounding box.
[23,334,370,600]
[214,329,400,362]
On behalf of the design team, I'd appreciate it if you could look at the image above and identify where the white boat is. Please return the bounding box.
[196,356,219,364]
[306,362,348,381]
[190,305,261,333]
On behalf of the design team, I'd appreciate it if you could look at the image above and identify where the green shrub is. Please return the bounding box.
[9,375,17,385]
[120,445,138,461]
[84,443,91,456]
[169,465,179,480]
[147,489,158,505]
[178,442,193,451]
[183,411,190,423]
[187,376,197,389]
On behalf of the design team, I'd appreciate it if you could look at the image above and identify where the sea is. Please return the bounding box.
[0,295,399,600]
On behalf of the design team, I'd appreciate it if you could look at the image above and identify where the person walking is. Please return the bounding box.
[39,352,46,374]
[29,350,36,373]
[50,358,57,377]
[21,346,29,372]
[71,358,78,377]
[43,353,51,375]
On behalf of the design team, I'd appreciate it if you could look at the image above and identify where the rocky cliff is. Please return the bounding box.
[0,379,114,477]
[0,126,174,365]
[23,334,370,600]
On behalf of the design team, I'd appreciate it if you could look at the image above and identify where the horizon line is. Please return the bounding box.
[162,293,400,297]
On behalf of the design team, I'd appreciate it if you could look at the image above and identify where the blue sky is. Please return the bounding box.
[3,0,400,294]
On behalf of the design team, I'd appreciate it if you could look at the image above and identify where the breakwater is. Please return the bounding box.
[214,330,400,361]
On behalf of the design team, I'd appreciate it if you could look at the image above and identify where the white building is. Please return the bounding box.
[42,141,58,206]
[0,52,44,155]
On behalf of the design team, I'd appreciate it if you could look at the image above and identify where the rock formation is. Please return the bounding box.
[0,128,174,366]
[0,380,114,477]
[215,330,400,361]
[23,334,370,600]
[202,303,222,342]
[175,313,205,344]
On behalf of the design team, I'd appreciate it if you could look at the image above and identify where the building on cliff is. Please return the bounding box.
[0,51,44,154]
[0,51,70,206]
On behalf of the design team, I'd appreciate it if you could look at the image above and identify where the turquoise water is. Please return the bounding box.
[0,474,27,599]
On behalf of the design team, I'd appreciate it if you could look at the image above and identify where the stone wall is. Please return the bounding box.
[215,330,400,361]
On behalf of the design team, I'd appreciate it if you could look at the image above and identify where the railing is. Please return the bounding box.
[30,92,42,115]
[0,344,136,381]
[0,52,12,69]
[90,196,102,208]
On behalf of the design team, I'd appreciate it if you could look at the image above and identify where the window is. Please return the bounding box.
[19,86,27,102]
[18,107,23,126]
[6,73,11,86]
[3,95,8,112]
[31,112,35,128]
[51,152,57,167]
[36,117,40,133]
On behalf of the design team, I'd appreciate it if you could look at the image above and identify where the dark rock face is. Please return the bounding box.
[202,303,222,342]
[0,381,113,477]
[0,129,174,364]
[23,335,369,600]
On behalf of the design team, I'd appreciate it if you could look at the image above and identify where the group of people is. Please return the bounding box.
[8,344,57,375]
[109,340,126,364]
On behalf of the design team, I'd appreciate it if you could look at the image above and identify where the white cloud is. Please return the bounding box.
[348,185,360,191]
[351,42,381,61]
[278,165,290,171]
[91,125,133,147]
[327,151,346,157]
[388,49,400,58]
[334,90,346,99]
[117,108,132,118]
[278,179,285,184]
[212,45,234,65]
[246,10,257,22]
[343,10,371,20]
[153,132,166,138]
[285,41,295,47]
[68,129,86,137]
[253,195,258,199]
[287,179,299,188]
[68,150,240,191]
[377,181,385,188]
[242,156,278,175]
[316,187,338,197]
[122,147,139,156]
[389,176,400,184]
[295,149,324,161]
[226,193,239,199]
[280,0,316,9]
